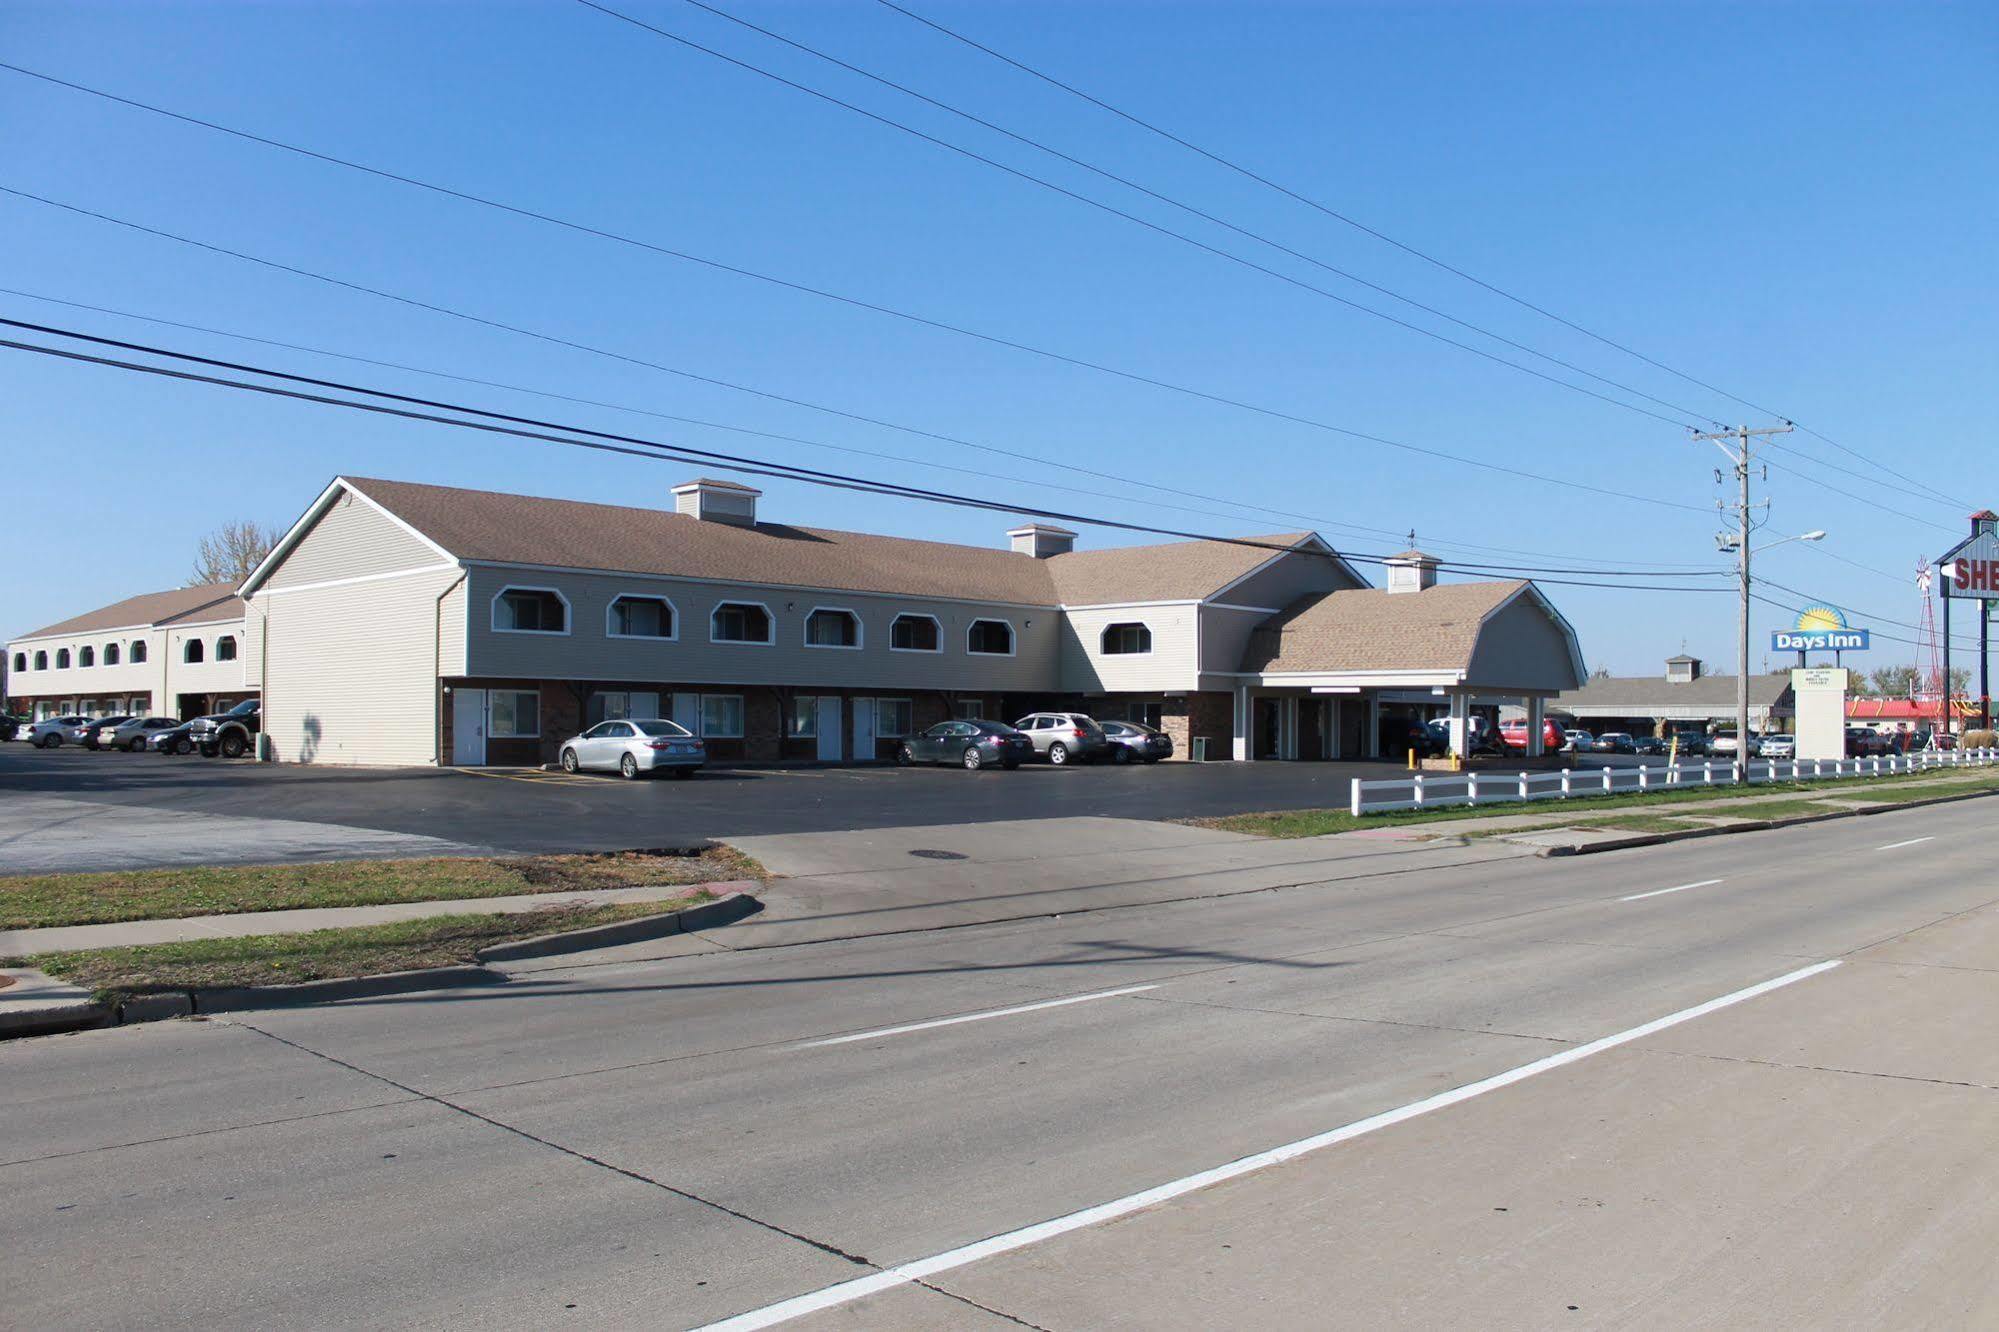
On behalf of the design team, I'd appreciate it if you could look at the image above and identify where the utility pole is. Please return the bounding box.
[1694,423,1793,778]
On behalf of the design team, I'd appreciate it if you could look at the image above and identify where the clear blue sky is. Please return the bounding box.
[3,0,1993,674]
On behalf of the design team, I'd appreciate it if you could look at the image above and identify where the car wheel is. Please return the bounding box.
[174,737,194,756]
[560,748,580,773]
[1111,745,1131,764]
[127,738,146,753]
[42,734,60,748]
[1048,742,1069,765]
[962,745,984,770]
[896,744,914,766]
[220,732,247,759]
[620,753,640,780]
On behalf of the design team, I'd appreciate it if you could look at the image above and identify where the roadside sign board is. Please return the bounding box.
[1771,605,1869,654]
[1940,528,1999,600]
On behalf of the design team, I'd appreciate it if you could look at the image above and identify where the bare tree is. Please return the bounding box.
[188,520,281,588]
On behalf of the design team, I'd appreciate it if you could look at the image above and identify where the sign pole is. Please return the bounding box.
[1942,591,1952,739]
[1982,600,1991,730]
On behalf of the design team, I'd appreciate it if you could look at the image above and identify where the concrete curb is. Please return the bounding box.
[1539,784,1999,857]
[190,965,506,1013]
[474,890,762,962]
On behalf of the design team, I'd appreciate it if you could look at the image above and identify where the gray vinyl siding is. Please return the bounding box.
[464,566,1059,692]
[263,491,442,590]
[1197,604,1275,684]
[258,568,458,765]
[1217,545,1364,611]
[1466,594,1583,693]
[1059,604,1199,693]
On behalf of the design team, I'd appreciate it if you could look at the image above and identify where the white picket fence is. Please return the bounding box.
[1348,746,1999,816]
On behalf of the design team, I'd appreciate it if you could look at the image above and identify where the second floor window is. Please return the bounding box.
[805,608,860,648]
[78,646,94,668]
[890,614,940,652]
[711,602,773,644]
[494,587,568,634]
[33,651,47,670]
[131,640,148,664]
[1101,622,1152,655]
[55,648,71,669]
[609,596,675,639]
[215,635,238,662]
[184,640,203,664]
[967,619,1014,656]
[104,643,120,666]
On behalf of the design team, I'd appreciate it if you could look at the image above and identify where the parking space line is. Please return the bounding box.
[707,960,1843,1330]
[797,985,1160,1049]
[1621,877,1725,903]
[1874,836,1934,851]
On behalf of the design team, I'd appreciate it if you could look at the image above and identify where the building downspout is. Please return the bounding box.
[435,569,468,766]
[257,600,270,760]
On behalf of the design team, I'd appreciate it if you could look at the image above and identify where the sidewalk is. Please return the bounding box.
[0,879,758,957]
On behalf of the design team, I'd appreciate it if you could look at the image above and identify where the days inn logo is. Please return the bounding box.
[1774,604,1869,654]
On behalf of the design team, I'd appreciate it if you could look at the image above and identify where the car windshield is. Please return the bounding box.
[227,700,259,716]
[971,722,1019,735]
[634,720,692,738]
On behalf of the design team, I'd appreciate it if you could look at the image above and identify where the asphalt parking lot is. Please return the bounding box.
[0,741,1479,874]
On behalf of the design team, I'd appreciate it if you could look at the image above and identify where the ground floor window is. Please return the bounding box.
[1128,701,1165,729]
[489,689,540,738]
[702,694,745,738]
[787,696,820,738]
[875,697,912,738]
[953,698,983,721]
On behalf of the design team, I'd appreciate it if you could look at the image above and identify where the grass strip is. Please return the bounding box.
[19,895,711,1000]
[0,847,762,930]
[1197,768,1999,839]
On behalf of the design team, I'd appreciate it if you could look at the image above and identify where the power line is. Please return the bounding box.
[870,0,1974,511]
[625,0,1725,428]
[0,184,1716,517]
[1761,455,1957,536]
[1761,436,1963,514]
[0,285,1730,574]
[0,51,1697,432]
[0,320,1736,592]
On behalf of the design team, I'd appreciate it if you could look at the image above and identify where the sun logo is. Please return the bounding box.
[1794,604,1847,633]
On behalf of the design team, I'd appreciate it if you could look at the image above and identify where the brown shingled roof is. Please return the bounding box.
[18,583,241,640]
[1241,581,1525,673]
[347,477,1320,607]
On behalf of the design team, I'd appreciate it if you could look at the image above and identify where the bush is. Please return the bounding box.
[1961,729,1997,750]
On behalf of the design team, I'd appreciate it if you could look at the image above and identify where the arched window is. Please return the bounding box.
[804,607,861,649]
[33,650,47,670]
[1100,622,1152,655]
[55,648,70,669]
[104,642,121,666]
[492,586,570,634]
[710,601,774,645]
[184,639,204,664]
[79,646,95,668]
[215,635,238,662]
[607,595,676,639]
[131,640,148,664]
[11,652,24,672]
[967,619,1014,656]
[890,613,940,653]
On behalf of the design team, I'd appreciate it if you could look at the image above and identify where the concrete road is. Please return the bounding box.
[4,806,1993,1327]
[0,742,1619,872]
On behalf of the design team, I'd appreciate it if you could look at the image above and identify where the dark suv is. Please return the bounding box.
[187,699,262,758]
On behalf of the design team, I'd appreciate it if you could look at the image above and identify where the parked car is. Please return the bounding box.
[104,716,187,753]
[1100,719,1173,764]
[1844,727,1890,758]
[1563,728,1592,752]
[1422,719,1502,756]
[897,720,1033,770]
[1498,717,1567,752]
[1634,735,1668,756]
[147,721,198,755]
[1669,729,1708,756]
[1708,729,1759,758]
[1387,718,1448,758]
[1012,712,1111,765]
[558,718,704,779]
[23,715,90,747]
[73,715,136,750]
[187,699,262,758]
[0,712,25,741]
[1592,732,1637,754]
[1760,733,1797,759]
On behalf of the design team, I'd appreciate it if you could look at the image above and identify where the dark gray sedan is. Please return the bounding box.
[896,720,1033,770]
[1101,720,1173,764]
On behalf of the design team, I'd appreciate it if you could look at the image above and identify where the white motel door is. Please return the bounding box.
[850,697,876,761]
[452,688,487,765]
[816,695,843,762]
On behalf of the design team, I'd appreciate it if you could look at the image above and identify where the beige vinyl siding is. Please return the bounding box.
[263,490,442,590]
[438,575,468,676]
[1466,594,1583,692]
[464,566,1059,692]
[161,623,252,696]
[6,628,166,704]
[1058,604,1199,693]
[260,568,458,765]
[240,604,264,688]
[1217,545,1364,611]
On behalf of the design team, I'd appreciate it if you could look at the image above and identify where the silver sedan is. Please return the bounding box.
[557,718,705,779]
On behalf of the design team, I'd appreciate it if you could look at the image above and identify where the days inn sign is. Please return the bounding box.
[1771,604,1870,654]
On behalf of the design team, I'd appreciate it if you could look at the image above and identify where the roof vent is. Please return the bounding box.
[672,478,761,528]
[1383,549,1439,594]
[1666,654,1702,683]
[1008,523,1077,559]
[1972,509,1997,537]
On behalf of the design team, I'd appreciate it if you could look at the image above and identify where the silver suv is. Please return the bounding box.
[1011,712,1111,765]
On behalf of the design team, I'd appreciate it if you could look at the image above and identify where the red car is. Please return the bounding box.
[1498,718,1567,752]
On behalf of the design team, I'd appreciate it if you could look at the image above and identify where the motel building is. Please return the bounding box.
[9,475,1586,767]
[5,583,257,723]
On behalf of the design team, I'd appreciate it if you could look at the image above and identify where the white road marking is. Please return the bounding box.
[797,986,1161,1048]
[1875,836,1935,851]
[702,960,1842,1330]
[1621,877,1725,902]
